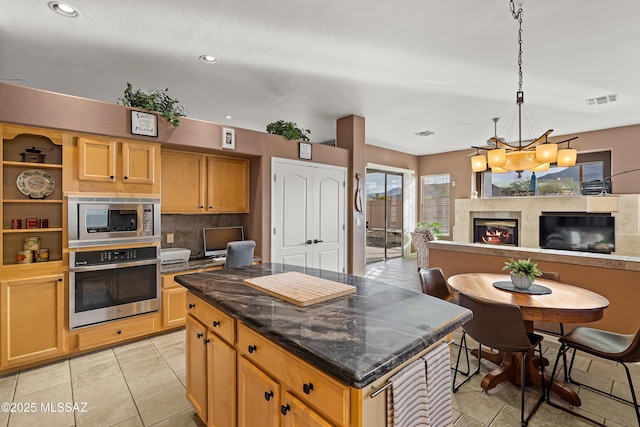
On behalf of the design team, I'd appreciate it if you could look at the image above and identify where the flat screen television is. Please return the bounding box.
[539,214,614,254]
[203,226,244,257]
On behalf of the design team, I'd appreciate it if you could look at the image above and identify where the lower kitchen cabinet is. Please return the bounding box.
[186,293,236,427]
[0,274,65,367]
[283,392,335,427]
[185,291,347,427]
[237,356,279,427]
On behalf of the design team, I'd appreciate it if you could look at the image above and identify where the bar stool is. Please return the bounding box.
[547,327,640,426]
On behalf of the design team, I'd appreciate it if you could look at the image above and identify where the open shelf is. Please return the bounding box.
[3,228,63,233]
[2,161,63,169]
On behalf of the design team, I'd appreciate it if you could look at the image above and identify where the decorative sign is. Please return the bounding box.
[299,142,312,160]
[222,127,236,150]
[130,110,158,137]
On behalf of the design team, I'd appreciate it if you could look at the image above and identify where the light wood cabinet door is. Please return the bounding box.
[186,315,208,424]
[208,333,236,427]
[162,286,187,328]
[78,137,117,183]
[207,156,249,213]
[161,150,206,213]
[282,392,334,427]
[237,356,279,427]
[121,141,156,185]
[0,274,65,367]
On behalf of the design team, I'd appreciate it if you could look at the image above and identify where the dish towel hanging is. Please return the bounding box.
[386,358,429,426]
[422,342,453,427]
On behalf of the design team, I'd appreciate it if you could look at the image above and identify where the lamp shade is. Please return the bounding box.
[531,162,550,172]
[487,148,507,167]
[502,151,540,171]
[491,166,508,174]
[536,144,558,163]
[557,148,577,167]
[471,154,487,172]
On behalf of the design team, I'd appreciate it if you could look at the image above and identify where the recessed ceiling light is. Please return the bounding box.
[199,55,219,64]
[415,130,435,137]
[225,115,233,120]
[48,1,79,17]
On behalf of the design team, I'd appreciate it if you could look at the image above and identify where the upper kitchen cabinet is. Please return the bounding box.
[161,149,249,214]
[207,155,249,213]
[1,124,65,271]
[64,135,160,196]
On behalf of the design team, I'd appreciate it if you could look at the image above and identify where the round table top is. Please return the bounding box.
[448,272,610,324]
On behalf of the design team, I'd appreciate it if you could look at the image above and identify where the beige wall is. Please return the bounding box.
[0,83,350,267]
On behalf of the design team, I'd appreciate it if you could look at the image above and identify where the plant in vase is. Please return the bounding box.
[502,258,542,289]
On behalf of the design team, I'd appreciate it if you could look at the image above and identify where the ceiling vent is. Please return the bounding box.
[415,130,435,137]
[586,93,618,106]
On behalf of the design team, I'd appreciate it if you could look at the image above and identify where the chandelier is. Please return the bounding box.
[471,0,577,176]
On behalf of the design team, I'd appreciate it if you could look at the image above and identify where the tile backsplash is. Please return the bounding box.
[161,214,241,259]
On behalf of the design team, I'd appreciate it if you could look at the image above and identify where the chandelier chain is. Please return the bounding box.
[510,0,523,93]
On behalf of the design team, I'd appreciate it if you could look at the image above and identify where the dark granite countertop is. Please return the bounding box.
[160,257,261,275]
[175,262,471,389]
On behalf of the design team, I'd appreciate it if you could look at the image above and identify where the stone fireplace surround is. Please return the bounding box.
[453,195,640,256]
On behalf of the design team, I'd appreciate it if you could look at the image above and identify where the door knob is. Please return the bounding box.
[306,240,313,244]
[313,239,323,244]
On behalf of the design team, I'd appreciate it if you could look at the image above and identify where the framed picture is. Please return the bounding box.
[130,110,158,137]
[299,142,312,160]
[222,127,235,150]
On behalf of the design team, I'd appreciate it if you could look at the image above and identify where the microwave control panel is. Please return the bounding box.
[73,246,158,266]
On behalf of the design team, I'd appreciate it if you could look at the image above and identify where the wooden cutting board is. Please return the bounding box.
[243,271,356,306]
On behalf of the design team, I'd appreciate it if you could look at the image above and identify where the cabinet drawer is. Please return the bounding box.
[238,323,349,426]
[76,316,156,350]
[186,293,235,344]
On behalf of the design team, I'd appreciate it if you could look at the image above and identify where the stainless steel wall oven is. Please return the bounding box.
[69,246,160,329]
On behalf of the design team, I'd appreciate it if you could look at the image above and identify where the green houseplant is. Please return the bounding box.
[417,221,442,239]
[266,120,310,142]
[118,82,187,127]
[502,258,542,289]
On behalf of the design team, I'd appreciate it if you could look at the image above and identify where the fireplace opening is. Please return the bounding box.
[473,218,518,246]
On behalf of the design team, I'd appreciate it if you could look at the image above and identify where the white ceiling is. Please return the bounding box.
[2,0,639,155]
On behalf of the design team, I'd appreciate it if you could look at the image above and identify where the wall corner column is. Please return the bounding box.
[336,115,365,275]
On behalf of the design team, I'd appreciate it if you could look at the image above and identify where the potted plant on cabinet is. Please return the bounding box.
[117,82,187,127]
[502,258,542,289]
[266,120,311,142]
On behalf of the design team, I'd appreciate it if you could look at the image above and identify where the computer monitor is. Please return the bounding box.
[203,226,244,257]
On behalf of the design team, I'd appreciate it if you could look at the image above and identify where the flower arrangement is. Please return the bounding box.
[502,258,542,283]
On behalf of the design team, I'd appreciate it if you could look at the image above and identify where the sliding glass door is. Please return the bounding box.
[365,170,403,263]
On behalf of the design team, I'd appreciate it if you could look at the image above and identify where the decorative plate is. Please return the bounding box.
[16,169,56,199]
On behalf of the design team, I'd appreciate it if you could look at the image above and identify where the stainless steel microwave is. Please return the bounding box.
[68,196,161,247]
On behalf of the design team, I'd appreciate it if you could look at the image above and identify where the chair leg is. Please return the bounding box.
[521,344,545,427]
[559,323,569,381]
[548,344,640,427]
[450,332,471,376]
[452,332,480,392]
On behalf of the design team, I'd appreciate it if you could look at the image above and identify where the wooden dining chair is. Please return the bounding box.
[418,268,470,377]
[453,292,546,427]
[547,327,640,426]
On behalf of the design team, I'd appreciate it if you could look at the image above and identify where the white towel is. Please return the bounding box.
[386,358,429,426]
[423,343,453,427]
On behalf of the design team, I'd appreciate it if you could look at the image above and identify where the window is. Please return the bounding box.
[420,174,450,236]
[481,151,610,198]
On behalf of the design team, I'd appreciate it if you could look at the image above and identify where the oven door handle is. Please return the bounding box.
[70,258,159,272]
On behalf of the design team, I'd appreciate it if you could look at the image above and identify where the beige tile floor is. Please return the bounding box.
[0,257,638,426]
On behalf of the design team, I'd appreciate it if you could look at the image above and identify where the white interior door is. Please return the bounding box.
[272,158,346,272]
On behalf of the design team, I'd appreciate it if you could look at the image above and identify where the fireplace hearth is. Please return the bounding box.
[473,218,518,246]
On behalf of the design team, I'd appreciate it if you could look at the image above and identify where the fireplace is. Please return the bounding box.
[473,218,518,246]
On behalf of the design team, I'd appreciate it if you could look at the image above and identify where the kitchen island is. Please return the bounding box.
[176,263,471,427]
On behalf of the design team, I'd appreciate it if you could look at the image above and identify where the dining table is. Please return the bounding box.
[447,272,610,406]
